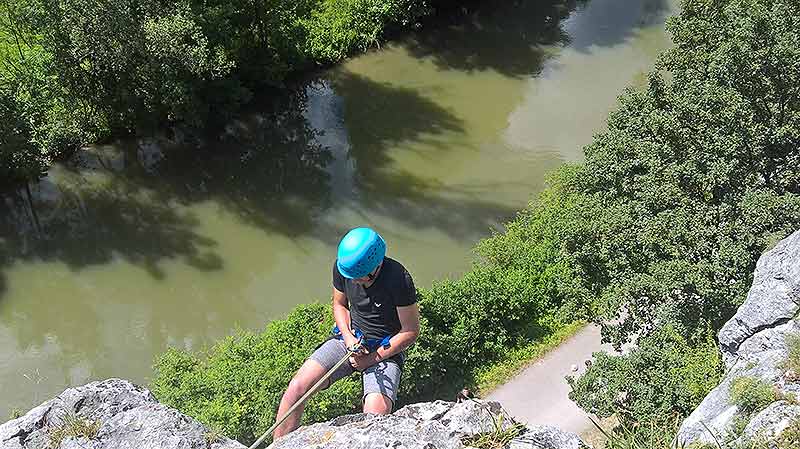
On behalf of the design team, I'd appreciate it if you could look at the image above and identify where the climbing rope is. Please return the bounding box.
[248,338,364,449]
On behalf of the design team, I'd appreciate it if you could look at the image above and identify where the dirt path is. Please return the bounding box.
[486,324,616,435]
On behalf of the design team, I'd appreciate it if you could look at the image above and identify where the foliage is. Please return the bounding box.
[531,0,800,348]
[729,377,776,415]
[591,416,683,449]
[401,257,577,401]
[460,411,525,449]
[151,303,361,444]
[777,417,800,449]
[0,0,474,183]
[567,325,723,427]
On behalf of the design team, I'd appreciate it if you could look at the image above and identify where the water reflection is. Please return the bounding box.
[0,91,332,286]
[566,0,670,51]
[150,92,334,238]
[328,69,464,193]
[406,0,588,77]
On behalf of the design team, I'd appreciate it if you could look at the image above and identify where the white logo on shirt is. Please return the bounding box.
[374,303,383,308]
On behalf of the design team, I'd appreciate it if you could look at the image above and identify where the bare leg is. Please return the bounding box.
[272,359,329,439]
[363,393,393,415]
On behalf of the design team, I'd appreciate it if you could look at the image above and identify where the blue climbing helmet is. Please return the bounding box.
[336,227,386,279]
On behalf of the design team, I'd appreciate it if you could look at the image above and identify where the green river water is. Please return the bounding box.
[0,0,676,417]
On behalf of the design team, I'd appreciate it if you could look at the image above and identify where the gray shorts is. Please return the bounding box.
[309,338,404,405]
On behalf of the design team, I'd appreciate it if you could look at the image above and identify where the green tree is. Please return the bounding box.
[548,0,800,346]
[567,325,723,426]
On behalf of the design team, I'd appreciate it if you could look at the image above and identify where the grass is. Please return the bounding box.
[777,417,800,448]
[472,320,586,395]
[780,334,800,379]
[729,377,776,415]
[204,426,223,447]
[588,416,684,449]
[460,406,526,449]
[48,412,101,448]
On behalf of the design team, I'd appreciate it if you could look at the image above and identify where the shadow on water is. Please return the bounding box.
[328,71,534,241]
[329,70,465,172]
[148,91,335,239]
[404,0,587,78]
[362,170,527,242]
[405,0,671,77]
[0,71,504,292]
[0,176,223,281]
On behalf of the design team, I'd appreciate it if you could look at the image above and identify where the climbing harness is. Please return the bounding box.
[247,334,365,449]
[333,325,391,352]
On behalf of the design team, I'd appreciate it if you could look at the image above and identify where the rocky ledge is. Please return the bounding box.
[1,378,588,449]
[269,400,588,449]
[0,379,245,449]
[678,229,800,446]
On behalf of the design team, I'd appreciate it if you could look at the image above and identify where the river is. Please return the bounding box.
[0,0,676,418]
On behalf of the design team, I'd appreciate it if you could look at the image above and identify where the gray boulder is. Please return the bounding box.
[740,401,800,442]
[268,399,589,449]
[0,378,245,449]
[678,230,800,445]
[718,229,800,369]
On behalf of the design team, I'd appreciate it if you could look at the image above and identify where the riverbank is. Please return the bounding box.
[0,0,570,188]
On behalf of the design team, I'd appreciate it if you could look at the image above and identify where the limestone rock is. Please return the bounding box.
[718,230,800,369]
[678,230,800,445]
[0,378,245,449]
[268,400,589,449]
[741,401,800,441]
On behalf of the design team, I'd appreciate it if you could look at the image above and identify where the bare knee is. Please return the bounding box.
[363,393,392,415]
[284,375,316,401]
[283,362,328,402]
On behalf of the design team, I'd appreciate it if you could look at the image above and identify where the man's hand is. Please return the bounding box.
[349,352,379,371]
[343,333,366,354]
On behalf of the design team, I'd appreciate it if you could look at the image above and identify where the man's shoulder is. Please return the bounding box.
[383,257,410,275]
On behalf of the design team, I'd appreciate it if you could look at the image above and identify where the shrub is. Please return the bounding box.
[152,303,362,445]
[568,324,723,426]
[47,413,101,448]
[0,0,468,182]
[729,377,776,415]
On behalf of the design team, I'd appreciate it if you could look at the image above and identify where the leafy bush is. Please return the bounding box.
[539,0,800,347]
[152,303,362,444]
[593,417,683,449]
[568,325,723,427]
[729,377,776,415]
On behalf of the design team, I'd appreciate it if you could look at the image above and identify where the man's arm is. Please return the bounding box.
[365,304,420,365]
[332,288,362,351]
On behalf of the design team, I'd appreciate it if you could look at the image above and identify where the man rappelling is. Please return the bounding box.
[271,227,420,440]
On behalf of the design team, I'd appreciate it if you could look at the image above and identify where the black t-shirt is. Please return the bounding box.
[332,257,417,341]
